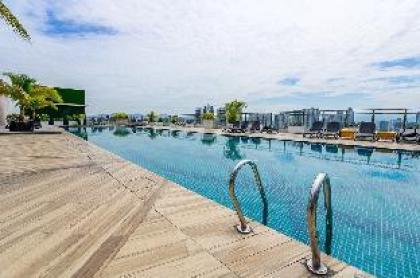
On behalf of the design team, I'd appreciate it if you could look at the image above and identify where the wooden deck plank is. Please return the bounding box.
[0,133,372,277]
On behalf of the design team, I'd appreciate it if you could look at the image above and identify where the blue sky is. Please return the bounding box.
[1,0,420,114]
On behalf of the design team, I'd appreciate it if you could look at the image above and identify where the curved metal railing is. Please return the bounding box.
[229,160,268,234]
[306,173,333,275]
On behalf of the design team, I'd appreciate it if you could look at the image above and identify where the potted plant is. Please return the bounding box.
[147,111,158,126]
[225,100,246,127]
[202,112,215,129]
[111,112,129,126]
[1,73,62,131]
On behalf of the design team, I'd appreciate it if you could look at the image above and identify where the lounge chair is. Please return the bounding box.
[303,121,323,138]
[354,122,376,141]
[397,128,418,143]
[249,121,261,133]
[322,122,340,139]
[261,125,275,134]
[226,122,245,133]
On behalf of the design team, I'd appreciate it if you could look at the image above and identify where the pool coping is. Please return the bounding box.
[138,125,420,152]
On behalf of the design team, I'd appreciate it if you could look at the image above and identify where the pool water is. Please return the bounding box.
[70,127,420,278]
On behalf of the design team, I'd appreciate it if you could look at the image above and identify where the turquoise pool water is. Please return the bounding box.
[70,127,420,278]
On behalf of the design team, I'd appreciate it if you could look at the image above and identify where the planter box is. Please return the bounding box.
[203,120,214,129]
[288,125,305,134]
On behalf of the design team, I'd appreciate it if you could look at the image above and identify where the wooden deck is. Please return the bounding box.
[0,133,371,277]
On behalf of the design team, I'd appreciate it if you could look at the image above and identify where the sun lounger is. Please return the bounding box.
[303,121,323,138]
[226,122,246,133]
[322,122,340,139]
[261,125,275,134]
[397,128,418,143]
[249,121,261,133]
[354,122,376,141]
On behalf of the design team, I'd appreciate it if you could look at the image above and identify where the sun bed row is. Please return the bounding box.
[303,121,420,143]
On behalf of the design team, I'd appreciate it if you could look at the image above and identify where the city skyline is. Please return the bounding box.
[1,0,420,114]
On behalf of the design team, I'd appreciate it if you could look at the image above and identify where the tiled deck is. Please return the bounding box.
[0,133,371,277]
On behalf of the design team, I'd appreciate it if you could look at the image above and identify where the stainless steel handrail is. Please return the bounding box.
[229,160,268,234]
[306,173,333,275]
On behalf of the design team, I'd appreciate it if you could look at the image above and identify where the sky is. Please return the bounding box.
[1,0,420,115]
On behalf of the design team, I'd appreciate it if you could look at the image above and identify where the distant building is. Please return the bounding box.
[321,108,354,128]
[274,113,287,129]
[417,111,420,126]
[346,107,355,126]
[203,104,214,114]
[245,113,273,127]
[389,118,402,131]
[129,113,144,122]
[216,107,226,126]
[195,104,215,124]
[379,120,389,131]
[302,108,320,129]
[194,107,202,124]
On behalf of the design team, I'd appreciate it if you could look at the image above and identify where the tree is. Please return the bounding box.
[2,73,35,116]
[147,111,157,123]
[202,112,215,120]
[225,100,246,124]
[25,86,62,119]
[0,1,30,40]
[170,115,178,124]
[1,73,62,119]
[111,112,129,120]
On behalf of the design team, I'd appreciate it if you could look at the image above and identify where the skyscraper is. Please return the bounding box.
[416,111,420,126]
[346,107,355,126]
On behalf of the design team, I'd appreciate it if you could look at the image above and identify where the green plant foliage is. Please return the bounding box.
[225,100,246,124]
[25,86,62,116]
[2,73,63,119]
[113,127,130,137]
[170,115,178,124]
[111,112,129,120]
[202,112,215,120]
[0,2,30,40]
[147,111,158,122]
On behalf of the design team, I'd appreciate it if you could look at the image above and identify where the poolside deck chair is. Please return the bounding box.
[397,128,418,143]
[249,121,261,133]
[303,121,323,138]
[226,122,245,133]
[322,122,340,139]
[240,121,249,132]
[354,122,376,141]
[261,125,275,134]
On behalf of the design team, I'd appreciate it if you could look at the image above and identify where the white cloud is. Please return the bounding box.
[1,0,420,114]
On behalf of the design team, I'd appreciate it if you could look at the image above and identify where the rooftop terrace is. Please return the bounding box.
[0,133,373,277]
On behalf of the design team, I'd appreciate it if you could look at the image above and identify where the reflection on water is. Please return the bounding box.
[113,127,130,137]
[224,136,244,160]
[67,128,420,170]
[201,133,217,146]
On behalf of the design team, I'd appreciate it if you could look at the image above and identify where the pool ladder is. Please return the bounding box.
[306,173,333,275]
[228,160,332,275]
[228,160,268,234]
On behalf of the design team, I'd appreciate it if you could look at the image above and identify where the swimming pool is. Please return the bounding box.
[70,127,419,278]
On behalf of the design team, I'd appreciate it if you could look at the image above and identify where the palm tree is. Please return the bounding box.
[147,111,158,123]
[0,1,30,40]
[2,73,36,116]
[1,73,62,119]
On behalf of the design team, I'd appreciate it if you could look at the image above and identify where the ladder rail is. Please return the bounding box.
[306,173,333,275]
[229,159,268,234]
